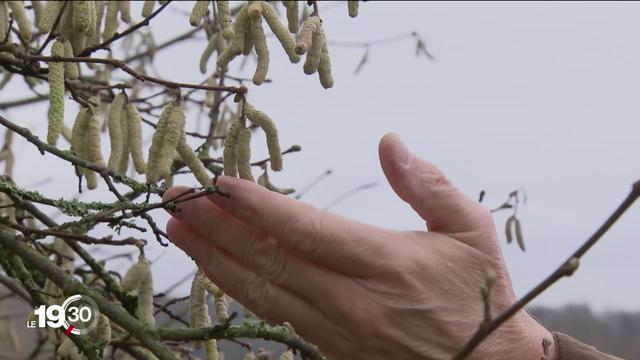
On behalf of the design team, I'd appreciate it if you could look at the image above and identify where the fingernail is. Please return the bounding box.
[391,133,413,166]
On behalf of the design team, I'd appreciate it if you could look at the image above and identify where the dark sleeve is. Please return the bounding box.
[554,332,624,360]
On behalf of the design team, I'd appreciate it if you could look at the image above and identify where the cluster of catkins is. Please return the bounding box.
[28,239,112,359]
[189,268,230,360]
[198,1,334,88]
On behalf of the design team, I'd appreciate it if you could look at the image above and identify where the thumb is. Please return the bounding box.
[379,133,497,252]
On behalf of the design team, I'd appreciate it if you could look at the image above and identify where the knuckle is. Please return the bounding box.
[242,273,273,313]
[248,239,288,284]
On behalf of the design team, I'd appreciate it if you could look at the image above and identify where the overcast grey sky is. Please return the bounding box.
[2,2,639,312]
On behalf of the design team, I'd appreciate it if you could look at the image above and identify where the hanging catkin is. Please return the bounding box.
[295,16,321,55]
[106,93,126,171]
[7,1,32,40]
[86,1,105,47]
[0,3,8,41]
[71,107,95,188]
[86,110,105,168]
[141,0,155,17]
[222,118,241,177]
[190,269,216,353]
[47,40,65,146]
[217,4,249,70]
[72,1,93,34]
[281,1,298,33]
[121,256,155,327]
[117,106,130,174]
[118,0,131,23]
[125,103,146,174]
[176,133,209,186]
[261,2,299,63]
[38,1,63,33]
[216,1,233,39]
[318,40,333,88]
[62,40,79,80]
[347,1,359,18]
[257,172,294,195]
[200,32,222,74]
[146,101,185,183]
[32,1,44,33]
[189,0,208,26]
[102,1,119,40]
[248,2,269,85]
[303,25,323,75]
[244,103,283,171]
[236,127,254,181]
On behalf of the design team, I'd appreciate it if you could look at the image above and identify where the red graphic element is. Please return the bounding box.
[64,325,74,336]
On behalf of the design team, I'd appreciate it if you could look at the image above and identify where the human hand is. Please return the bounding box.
[164,133,554,360]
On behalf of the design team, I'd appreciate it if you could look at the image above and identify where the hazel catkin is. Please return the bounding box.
[217,0,233,40]
[281,1,299,33]
[38,1,63,33]
[141,0,155,17]
[117,106,130,174]
[62,39,79,80]
[261,2,299,63]
[176,132,210,186]
[244,103,283,171]
[122,256,155,327]
[72,1,93,34]
[157,102,185,178]
[118,1,131,23]
[347,1,359,18]
[146,102,174,183]
[106,93,126,171]
[222,118,241,177]
[236,127,254,181]
[102,1,119,40]
[318,41,334,89]
[0,3,8,41]
[248,2,269,85]
[189,0,208,26]
[295,16,320,55]
[303,26,323,75]
[47,40,65,146]
[7,1,31,40]
[125,103,146,174]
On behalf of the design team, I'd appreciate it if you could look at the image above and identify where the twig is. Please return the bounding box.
[452,179,640,359]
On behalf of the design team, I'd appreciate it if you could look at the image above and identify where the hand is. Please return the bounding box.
[164,133,554,360]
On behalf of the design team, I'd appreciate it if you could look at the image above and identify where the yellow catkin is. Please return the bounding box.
[244,103,283,171]
[190,270,211,348]
[102,0,119,40]
[278,350,294,360]
[189,0,208,26]
[281,1,298,33]
[7,1,32,40]
[118,0,131,23]
[0,3,9,41]
[72,1,92,33]
[86,1,105,47]
[146,102,174,183]
[242,25,253,56]
[303,26,323,75]
[107,93,125,171]
[157,102,185,179]
[261,2,299,63]
[126,103,146,174]
[200,33,220,74]
[216,0,233,39]
[141,0,155,17]
[295,16,320,55]
[177,133,210,186]
[205,339,219,360]
[117,106,130,173]
[248,3,269,85]
[217,4,249,70]
[86,111,105,168]
[53,238,75,274]
[347,1,359,18]
[121,257,154,326]
[47,40,65,146]
[71,107,95,188]
[318,41,333,89]
[62,39,79,80]
[38,0,63,33]
[222,119,241,177]
[32,1,44,32]
[236,127,254,181]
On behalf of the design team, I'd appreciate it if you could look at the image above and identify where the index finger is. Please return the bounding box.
[209,176,390,276]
